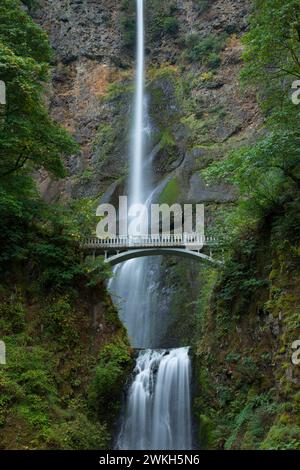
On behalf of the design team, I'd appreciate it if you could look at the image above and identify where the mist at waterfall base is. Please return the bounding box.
[108,0,193,450]
[117,348,193,450]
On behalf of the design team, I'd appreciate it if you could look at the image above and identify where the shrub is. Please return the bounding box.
[120,0,136,49]
[0,298,26,334]
[88,341,133,421]
[162,17,179,35]
[120,17,136,48]
[260,423,300,450]
[184,33,226,66]
[45,414,109,450]
[194,0,211,14]
[147,0,179,41]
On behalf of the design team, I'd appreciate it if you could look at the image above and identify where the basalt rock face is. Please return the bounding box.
[34,0,261,205]
[34,0,132,201]
[38,0,125,65]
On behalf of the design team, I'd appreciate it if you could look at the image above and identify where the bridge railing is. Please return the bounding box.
[82,234,218,250]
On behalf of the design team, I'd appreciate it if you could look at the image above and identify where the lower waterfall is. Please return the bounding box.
[116,348,192,450]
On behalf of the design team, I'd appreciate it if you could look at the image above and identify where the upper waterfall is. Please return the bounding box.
[131,0,145,206]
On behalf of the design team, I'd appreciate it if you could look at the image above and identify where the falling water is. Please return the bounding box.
[109,0,193,450]
[108,0,161,348]
[117,348,192,450]
[131,0,145,205]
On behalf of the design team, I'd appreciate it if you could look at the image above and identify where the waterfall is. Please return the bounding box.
[117,348,192,450]
[109,0,193,450]
[131,0,145,205]
[108,0,160,349]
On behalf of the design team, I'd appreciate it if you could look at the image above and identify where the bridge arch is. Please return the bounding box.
[104,248,222,267]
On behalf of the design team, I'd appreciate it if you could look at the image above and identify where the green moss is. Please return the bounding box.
[159,177,181,205]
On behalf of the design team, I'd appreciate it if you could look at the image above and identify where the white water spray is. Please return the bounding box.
[117,348,192,450]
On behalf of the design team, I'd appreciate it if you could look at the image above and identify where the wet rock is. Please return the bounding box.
[188,173,235,203]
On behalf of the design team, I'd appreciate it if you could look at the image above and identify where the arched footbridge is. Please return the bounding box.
[81,235,223,267]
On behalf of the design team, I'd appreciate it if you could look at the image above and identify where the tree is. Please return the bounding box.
[242,0,300,82]
[203,0,300,238]
[0,0,79,273]
[0,0,77,178]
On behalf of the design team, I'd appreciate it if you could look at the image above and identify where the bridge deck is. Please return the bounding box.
[82,235,218,251]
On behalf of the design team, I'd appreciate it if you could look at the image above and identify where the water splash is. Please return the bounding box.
[117,348,192,450]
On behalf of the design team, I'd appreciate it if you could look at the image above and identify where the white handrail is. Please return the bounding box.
[82,235,219,249]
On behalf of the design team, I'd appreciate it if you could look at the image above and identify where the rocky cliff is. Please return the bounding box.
[33,0,260,208]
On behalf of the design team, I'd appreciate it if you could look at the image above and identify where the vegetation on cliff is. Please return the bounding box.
[194,0,300,450]
[0,0,132,449]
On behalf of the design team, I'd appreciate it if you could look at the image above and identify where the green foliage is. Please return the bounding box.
[83,257,112,288]
[0,307,121,449]
[194,2,300,451]
[198,414,214,449]
[0,0,131,452]
[204,129,300,216]
[45,413,110,450]
[202,3,300,244]
[0,297,26,334]
[162,17,179,35]
[183,33,226,67]
[42,296,80,345]
[88,341,133,421]
[0,0,77,179]
[242,0,300,88]
[236,357,260,384]
[147,0,179,41]
[0,0,85,291]
[120,0,136,49]
[261,423,300,450]
[194,0,211,14]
